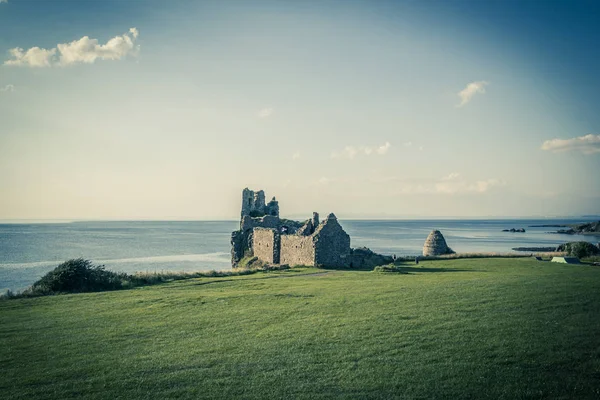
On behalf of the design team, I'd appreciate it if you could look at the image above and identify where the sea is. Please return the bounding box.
[1,219,599,292]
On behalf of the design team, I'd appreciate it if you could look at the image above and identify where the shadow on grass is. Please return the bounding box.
[319,265,375,272]
[318,263,477,273]
[190,279,237,287]
[391,266,476,274]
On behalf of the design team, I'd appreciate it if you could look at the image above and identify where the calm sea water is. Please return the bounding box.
[1,219,599,292]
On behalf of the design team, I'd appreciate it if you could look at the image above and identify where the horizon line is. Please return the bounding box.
[1,215,598,224]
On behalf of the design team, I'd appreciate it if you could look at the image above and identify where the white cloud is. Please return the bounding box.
[0,0,7,4]
[129,28,139,39]
[418,146,424,151]
[4,28,140,67]
[331,146,359,159]
[0,84,15,92]
[435,178,504,194]
[257,107,273,118]
[541,134,600,155]
[403,141,413,147]
[5,47,56,67]
[292,152,301,160]
[317,177,331,185]
[442,172,460,180]
[370,174,505,195]
[457,81,489,107]
[377,142,391,155]
[331,142,391,159]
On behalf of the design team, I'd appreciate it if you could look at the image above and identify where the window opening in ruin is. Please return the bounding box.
[248,198,252,206]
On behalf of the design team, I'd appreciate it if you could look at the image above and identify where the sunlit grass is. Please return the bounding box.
[1,258,600,399]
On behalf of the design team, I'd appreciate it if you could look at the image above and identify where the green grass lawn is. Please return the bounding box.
[2,258,600,399]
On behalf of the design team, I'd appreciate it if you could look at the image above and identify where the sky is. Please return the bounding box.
[0,0,599,220]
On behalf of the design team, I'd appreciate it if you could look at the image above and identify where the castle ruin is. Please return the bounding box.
[231,188,392,268]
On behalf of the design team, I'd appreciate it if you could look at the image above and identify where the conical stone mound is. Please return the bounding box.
[423,230,454,256]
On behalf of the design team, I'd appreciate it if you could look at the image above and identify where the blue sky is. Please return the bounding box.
[0,0,599,219]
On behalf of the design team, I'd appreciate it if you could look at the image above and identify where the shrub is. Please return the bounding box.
[373,264,408,273]
[31,258,126,294]
[556,242,600,259]
[3,258,295,300]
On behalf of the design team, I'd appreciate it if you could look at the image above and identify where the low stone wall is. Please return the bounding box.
[280,235,315,266]
[350,247,393,268]
[253,228,280,264]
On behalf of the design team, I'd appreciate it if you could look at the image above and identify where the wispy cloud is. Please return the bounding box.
[442,172,460,180]
[434,178,504,194]
[377,142,391,155]
[457,81,489,107]
[332,146,358,159]
[331,142,392,159]
[257,107,273,118]
[541,134,600,155]
[4,28,139,68]
[317,177,331,185]
[369,174,505,195]
[0,84,14,92]
[0,0,8,4]
[292,152,301,160]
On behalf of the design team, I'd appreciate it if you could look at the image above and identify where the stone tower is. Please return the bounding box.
[254,190,266,214]
[240,188,276,218]
[241,188,255,218]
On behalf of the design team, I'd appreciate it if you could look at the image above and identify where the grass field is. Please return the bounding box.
[2,258,600,399]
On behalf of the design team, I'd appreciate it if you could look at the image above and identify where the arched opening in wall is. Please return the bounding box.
[248,198,252,206]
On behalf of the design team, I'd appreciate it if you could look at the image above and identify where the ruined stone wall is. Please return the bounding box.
[241,215,279,232]
[266,197,279,217]
[280,235,316,266]
[314,214,351,267]
[241,188,271,218]
[230,230,245,265]
[254,190,266,213]
[230,215,282,266]
[253,228,280,264]
[241,188,255,218]
[350,247,393,268]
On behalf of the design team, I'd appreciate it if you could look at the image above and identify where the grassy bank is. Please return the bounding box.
[2,258,600,399]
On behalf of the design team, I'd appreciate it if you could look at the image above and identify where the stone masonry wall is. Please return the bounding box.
[253,228,280,264]
[314,214,351,267]
[280,235,315,266]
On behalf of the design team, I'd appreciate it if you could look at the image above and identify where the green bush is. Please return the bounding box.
[373,264,408,273]
[556,242,600,259]
[30,259,126,294]
[3,258,295,300]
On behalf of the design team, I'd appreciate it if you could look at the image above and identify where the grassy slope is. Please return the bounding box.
[1,259,600,399]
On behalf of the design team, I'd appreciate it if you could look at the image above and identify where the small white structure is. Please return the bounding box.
[551,257,580,264]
